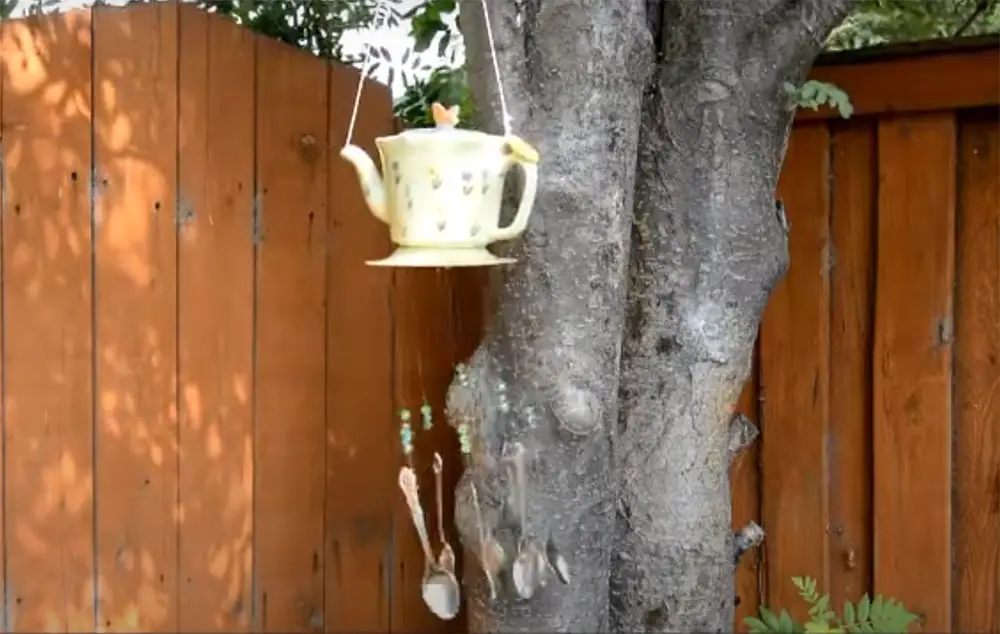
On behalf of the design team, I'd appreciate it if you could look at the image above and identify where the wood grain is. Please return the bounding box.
[253,35,328,633]
[827,120,875,608]
[177,8,255,631]
[953,108,1000,634]
[873,113,956,632]
[1,11,94,631]
[799,46,999,120]
[324,63,395,632]
[93,4,180,630]
[760,123,831,618]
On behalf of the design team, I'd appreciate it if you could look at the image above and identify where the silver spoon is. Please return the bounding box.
[504,444,544,599]
[469,479,504,600]
[398,466,461,620]
[545,533,571,585]
[432,454,457,574]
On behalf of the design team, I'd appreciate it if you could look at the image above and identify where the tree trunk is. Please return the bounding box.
[449,1,856,632]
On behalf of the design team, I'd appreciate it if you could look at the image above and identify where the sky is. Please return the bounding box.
[17,0,453,96]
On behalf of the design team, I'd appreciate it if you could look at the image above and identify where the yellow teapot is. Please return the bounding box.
[340,103,540,267]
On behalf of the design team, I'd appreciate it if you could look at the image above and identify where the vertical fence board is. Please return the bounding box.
[731,358,761,632]
[253,37,328,633]
[0,20,6,632]
[953,110,1000,634]
[827,120,875,607]
[390,268,455,633]
[324,65,395,632]
[177,9,255,631]
[760,123,831,615]
[92,4,179,631]
[0,12,94,632]
[873,113,956,632]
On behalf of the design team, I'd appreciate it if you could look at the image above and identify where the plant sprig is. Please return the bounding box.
[745,576,918,634]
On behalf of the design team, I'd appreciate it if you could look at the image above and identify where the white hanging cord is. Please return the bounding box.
[479,0,513,136]
[344,2,393,147]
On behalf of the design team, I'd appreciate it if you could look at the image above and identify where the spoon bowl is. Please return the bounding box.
[399,466,462,620]
[422,570,461,620]
[512,541,547,599]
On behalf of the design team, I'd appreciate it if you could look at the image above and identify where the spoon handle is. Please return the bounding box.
[398,467,437,566]
[432,453,447,547]
[507,444,528,543]
[470,482,500,601]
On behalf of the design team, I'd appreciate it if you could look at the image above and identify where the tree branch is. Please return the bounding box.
[754,0,862,81]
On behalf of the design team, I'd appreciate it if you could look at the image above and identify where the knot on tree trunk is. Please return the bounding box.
[552,381,602,437]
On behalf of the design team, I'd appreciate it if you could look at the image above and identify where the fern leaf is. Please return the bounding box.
[809,594,831,618]
[745,616,776,633]
[761,607,783,631]
[804,623,844,633]
[843,600,856,627]
[778,609,797,633]
[858,594,871,623]
[871,595,885,623]
[869,598,918,632]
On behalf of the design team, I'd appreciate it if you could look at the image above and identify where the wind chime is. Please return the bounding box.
[338,0,540,268]
[335,0,547,622]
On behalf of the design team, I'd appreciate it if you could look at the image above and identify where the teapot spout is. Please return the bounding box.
[340,144,388,225]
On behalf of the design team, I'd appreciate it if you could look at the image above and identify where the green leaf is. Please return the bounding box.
[778,609,796,633]
[858,594,871,623]
[843,601,856,625]
[745,616,774,633]
[871,595,884,622]
[811,595,831,616]
[805,623,843,633]
[760,607,783,631]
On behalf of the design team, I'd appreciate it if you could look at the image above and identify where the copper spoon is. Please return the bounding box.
[398,466,461,619]
[432,453,457,574]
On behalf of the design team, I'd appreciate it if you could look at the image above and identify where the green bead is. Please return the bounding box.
[399,408,411,422]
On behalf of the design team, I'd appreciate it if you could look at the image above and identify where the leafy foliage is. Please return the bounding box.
[745,576,918,634]
[405,0,461,63]
[392,66,472,128]
[198,0,385,63]
[827,0,1000,51]
[784,80,854,119]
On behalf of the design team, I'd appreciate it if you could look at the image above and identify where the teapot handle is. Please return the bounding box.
[490,160,539,242]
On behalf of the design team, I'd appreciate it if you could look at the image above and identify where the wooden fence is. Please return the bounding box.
[0,4,489,632]
[732,38,1000,634]
[0,3,997,633]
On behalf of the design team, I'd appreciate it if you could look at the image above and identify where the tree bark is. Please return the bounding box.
[450,1,857,632]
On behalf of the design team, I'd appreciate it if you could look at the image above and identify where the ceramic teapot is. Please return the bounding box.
[340,103,540,267]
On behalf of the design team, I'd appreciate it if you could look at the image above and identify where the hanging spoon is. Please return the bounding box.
[469,479,504,600]
[504,443,544,600]
[397,466,461,620]
[432,453,457,574]
[545,533,571,585]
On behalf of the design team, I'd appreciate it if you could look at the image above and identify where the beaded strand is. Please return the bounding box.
[399,408,414,462]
